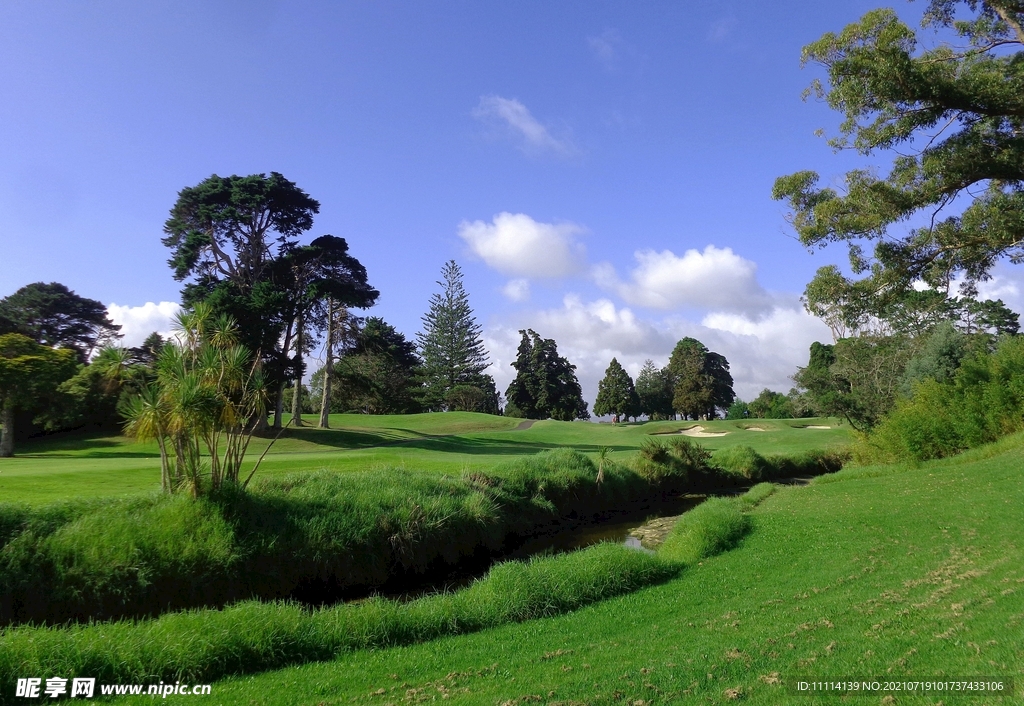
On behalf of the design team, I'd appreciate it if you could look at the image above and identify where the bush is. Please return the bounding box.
[633,437,711,481]
[0,544,679,703]
[864,335,1024,463]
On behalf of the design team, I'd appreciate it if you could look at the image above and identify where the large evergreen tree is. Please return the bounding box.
[667,338,735,420]
[417,260,497,412]
[505,329,589,421]
[593,358,640,422]
[635,359,675,420]
[0,334,78,457]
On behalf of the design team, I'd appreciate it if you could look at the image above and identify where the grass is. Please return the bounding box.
[0,543,681,704]
[108,430,1023,705]
[0,414,851,504]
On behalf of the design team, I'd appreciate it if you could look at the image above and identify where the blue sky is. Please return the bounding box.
[3,1,1021,402]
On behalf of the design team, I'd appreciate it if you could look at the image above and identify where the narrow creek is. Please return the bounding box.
[326,493,709,605]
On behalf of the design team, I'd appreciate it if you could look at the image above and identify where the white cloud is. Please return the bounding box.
[484,295,830,409]
[107,301,180,347]
[472,95,575,155]
[459,212,587,278]
[588,29,622,70]
[595,245,774,314]
[502,278,531,302]
[708,16,737,42]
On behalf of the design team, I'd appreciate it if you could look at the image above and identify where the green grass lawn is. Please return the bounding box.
[0,414,851,504]
[110,430,1022,705]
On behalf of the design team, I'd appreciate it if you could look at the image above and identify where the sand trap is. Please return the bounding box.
[744,426,768,431]
[805,425,831,429]
[677,425,730,437]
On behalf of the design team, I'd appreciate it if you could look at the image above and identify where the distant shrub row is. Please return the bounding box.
[864,335,1024,463]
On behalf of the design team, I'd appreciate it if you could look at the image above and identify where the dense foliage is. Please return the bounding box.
[773,0,1024,299]
[505,329,589,421]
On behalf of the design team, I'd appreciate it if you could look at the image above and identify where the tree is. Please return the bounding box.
[162,174,376,428]
[748,389,794,419]
[0,334,78,457]
[635,359,675,420]
[121,303,269,495]
[772,1,1024,302]
[417,261,497,412]
[0,282,121,361]
[793,335,915,430]
[594,358,641,422]
[666,338,735,420]
[282,235,379,427]
[505,329,589,421]
[337,317,423,414]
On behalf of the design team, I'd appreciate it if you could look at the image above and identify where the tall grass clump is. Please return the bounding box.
[632,437,711,482]
[658,483,775,565]
[0,544,679,703]
[865,335,1024,463]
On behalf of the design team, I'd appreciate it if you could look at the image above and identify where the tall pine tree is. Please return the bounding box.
[417,261,498,412]
[593,358,640,422]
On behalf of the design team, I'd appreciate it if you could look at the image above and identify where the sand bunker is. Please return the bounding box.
[677,425,729,437]
[805,425,831,429]
[744,426,768,431]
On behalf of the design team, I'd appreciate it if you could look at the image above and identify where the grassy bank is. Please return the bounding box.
[0,448,697,625]
[0,543,679,705]
[163,432,1023,705]
[0,477,780,703]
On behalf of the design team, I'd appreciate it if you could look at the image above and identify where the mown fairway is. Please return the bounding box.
[0,414,851,504]
[108,431,1023,705]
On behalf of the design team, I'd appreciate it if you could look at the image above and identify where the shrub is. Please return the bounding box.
[633,437,711,481]
[864,335,1024,463]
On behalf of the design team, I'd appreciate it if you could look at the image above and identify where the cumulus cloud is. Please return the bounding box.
[472,95,575,155]
[107,301,180,347]
[459,212,587,278]
[594,245,774,314]
[502,278,531,302]
[484,294,830,408]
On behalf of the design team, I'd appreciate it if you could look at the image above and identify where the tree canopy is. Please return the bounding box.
[505,329,589,421]
[635,359,675,420]
[0,282,121,361]
[772,1,1024,299]
[162,174,376,427]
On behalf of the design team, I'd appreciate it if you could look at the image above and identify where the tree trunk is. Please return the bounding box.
[0,399,15,458]
[319,299,334,428]
[291,310,305,427]
[273,318,296,429]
